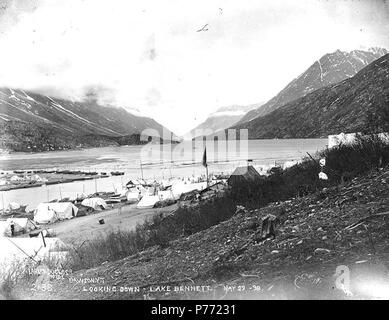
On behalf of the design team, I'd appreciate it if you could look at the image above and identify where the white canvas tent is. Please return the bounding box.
[112,184,127,196]
[126,179,146,188]
[81,197,108,210]
[171,181,207,199]
[2,218,37,236]
[50,202,78,220]
[158,190,174,201]
[137,195,159,208]
[7,202,20,211]
[0,221,8,237]
[127,186,140,193]
[30,174,46,182]
[146,186,156,196]
[126,191,140,203]
[34,202,78,224]
[118,187,129,197]
[34,206,58,224]
[0,237,69,272]
[160,180,172,188]
[137,185,148,195]
[136,186,155,197]
[10,175,23,182]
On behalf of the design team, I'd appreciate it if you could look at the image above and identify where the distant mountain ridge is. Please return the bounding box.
[185,103,262,139]
[237,47,388,125]
[230,53,389,139]
[0,88,177,152]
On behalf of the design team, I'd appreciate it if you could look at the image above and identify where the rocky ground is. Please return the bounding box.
[15,167,389,300]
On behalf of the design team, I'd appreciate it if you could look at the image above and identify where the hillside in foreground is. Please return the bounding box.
[18,164,389,300]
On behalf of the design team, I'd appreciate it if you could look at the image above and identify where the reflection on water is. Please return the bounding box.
[0,139,327,210]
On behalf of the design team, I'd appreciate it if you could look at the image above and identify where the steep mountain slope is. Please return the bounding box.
[185,104,262,139]
[0,88,177,152]
[232,53,389,139]
[238,47,388,125]
[21,166,389,300]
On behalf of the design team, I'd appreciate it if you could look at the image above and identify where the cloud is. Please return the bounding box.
[0,0,388,135]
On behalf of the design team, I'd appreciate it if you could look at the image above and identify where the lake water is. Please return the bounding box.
[0,139,328,210]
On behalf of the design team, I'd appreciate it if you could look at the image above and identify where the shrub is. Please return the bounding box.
[320,134,389,183]
[64,196,237,271]
[229,134,389,208]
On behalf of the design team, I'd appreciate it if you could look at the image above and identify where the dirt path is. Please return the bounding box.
[44,203,178,243]
[12,168,389,300]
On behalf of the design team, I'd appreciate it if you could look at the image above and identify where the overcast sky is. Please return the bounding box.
[0,0,388,135]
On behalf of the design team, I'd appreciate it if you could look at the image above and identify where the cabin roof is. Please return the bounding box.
[228,166,261,182]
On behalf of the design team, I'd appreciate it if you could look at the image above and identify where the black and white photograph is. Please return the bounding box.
[0,0,389,304]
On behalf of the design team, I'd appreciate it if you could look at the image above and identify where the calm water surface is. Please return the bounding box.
[0,139,328,210]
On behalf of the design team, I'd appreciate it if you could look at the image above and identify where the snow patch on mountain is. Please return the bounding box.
[209,110,249,118]
[185,103,263,139]
[235,47,388,126]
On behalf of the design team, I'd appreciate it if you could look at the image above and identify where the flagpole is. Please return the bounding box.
[140,161,144,180]
[2,192,5,215]
[203,147,209,187]
[206,164,209,187]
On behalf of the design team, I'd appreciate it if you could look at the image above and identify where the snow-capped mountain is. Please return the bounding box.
[232,53,389,139]
[0,88,177,152]
[185,104,263,139]
[237,47,388,125]
[368,46,388,56]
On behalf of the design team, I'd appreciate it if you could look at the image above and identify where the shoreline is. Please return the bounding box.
[0,138,328,210]
[0,139,181,155]
[1,137,326,156]
[0,172,111,192]
[0,158,295,193]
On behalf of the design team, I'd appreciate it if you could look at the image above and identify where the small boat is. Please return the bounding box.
[106,199,122,204]
[85,172,98,176]
[111,171,125,176]
[56,170,72,174]
[20,182,44,189]
[29,230,42,238]
[45,180,60,185]
[71,177,87,182]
